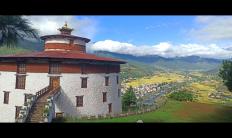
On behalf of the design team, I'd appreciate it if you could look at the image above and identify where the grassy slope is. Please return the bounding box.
[0,46,32,55]
[62,100,232,123]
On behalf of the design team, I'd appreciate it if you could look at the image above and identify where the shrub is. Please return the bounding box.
[169,91,194,102]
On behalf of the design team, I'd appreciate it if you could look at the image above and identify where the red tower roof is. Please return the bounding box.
[0,23,126,64]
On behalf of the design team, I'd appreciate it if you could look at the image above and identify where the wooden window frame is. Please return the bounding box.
[76,96,84,107]
[15,106,22,119]
[103,92,107,102]
[3,91,10,104]
[105,76,109,86]
[24,94,30,105]
[49,62,61,74]
[81,64,87,74]
[108,103,112,113]
[15,75,26,89]
[56,112,64,118]
[70,39,74,45]
[81,77,88,88]
[106,65,110,74]
[17,63,26,74]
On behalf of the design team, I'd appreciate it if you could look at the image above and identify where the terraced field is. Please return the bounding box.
[126,73,185,87]
[186,80,232,105]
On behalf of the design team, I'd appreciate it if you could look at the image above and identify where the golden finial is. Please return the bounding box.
[64,21,68,28]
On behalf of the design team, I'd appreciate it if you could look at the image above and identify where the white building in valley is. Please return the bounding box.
[0,23,125,122]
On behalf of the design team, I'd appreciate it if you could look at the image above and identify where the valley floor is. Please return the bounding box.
[54,100,232,123]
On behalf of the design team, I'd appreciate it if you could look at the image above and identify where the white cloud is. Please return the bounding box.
[90,40,232,59]
[190,16,232,41]
[24,16,98,39]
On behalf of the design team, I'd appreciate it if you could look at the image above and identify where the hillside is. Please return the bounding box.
[94,51,222,72]
[0,46,32,55]
[0,39,43,55]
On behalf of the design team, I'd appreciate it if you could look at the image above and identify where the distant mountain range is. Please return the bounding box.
[94,51,222,72]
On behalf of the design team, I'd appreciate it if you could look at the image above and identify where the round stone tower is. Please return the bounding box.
[40,22,90,53]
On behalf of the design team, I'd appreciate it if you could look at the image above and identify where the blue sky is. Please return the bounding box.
[27,16,232,59]
[79,16,195,45]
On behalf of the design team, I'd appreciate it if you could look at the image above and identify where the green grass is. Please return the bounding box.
[56,100,232,123]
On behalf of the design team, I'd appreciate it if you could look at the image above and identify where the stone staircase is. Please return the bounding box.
[25,86,61,123]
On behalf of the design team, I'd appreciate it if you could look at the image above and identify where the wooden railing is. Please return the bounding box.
[50,86,61,96]
[43,86,61,123]
[16,85,61,123]
[36,86,51,99]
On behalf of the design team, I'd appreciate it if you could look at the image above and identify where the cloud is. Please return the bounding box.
[24,16,98,39]
[90,40,232,59]
[190,16,232,41]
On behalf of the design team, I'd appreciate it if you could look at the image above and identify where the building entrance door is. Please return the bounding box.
[50,77,60,89]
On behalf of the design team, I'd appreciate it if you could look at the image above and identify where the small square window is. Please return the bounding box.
[76,96,84,107]
[81,77,87,88]
[103,92,107,102]
[16,75,26,89]
[3,91,10,104]
[105,76,109,86]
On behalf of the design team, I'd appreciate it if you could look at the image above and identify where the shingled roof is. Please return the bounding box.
[0,51,126,64]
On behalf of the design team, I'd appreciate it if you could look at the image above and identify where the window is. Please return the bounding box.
[3,91,9,104]
[116,76,119,84]
[103,92,107,102]
[76,96,83,107]
[17,63,26,74]
[118,89,121,97]
[106,65,110,74]
[105,76,109,86]
[108,103,112,113]
[24,94,30,105]
[49,62,60,74]
[15,106,21,119]
[16,75,26,89]
[81,64,87,74]
[70,39,74,45]
[81,77,87,88]
[56,112,64,118]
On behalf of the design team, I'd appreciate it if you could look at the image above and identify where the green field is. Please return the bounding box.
[58,100,232,123]
[126,73,185,87]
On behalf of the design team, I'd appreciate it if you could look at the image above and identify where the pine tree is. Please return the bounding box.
[219,60,232,92]
[122,86,137,110]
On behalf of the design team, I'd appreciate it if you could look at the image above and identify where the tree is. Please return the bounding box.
[219,60,232,92]
[0,16,38,48]
[122,86,137,110]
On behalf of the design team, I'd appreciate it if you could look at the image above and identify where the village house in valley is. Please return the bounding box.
[0,23,125,122]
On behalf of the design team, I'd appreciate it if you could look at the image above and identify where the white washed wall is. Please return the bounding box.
[55,73,122,117]
[0,72,49,122]
[0,71,122,122]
